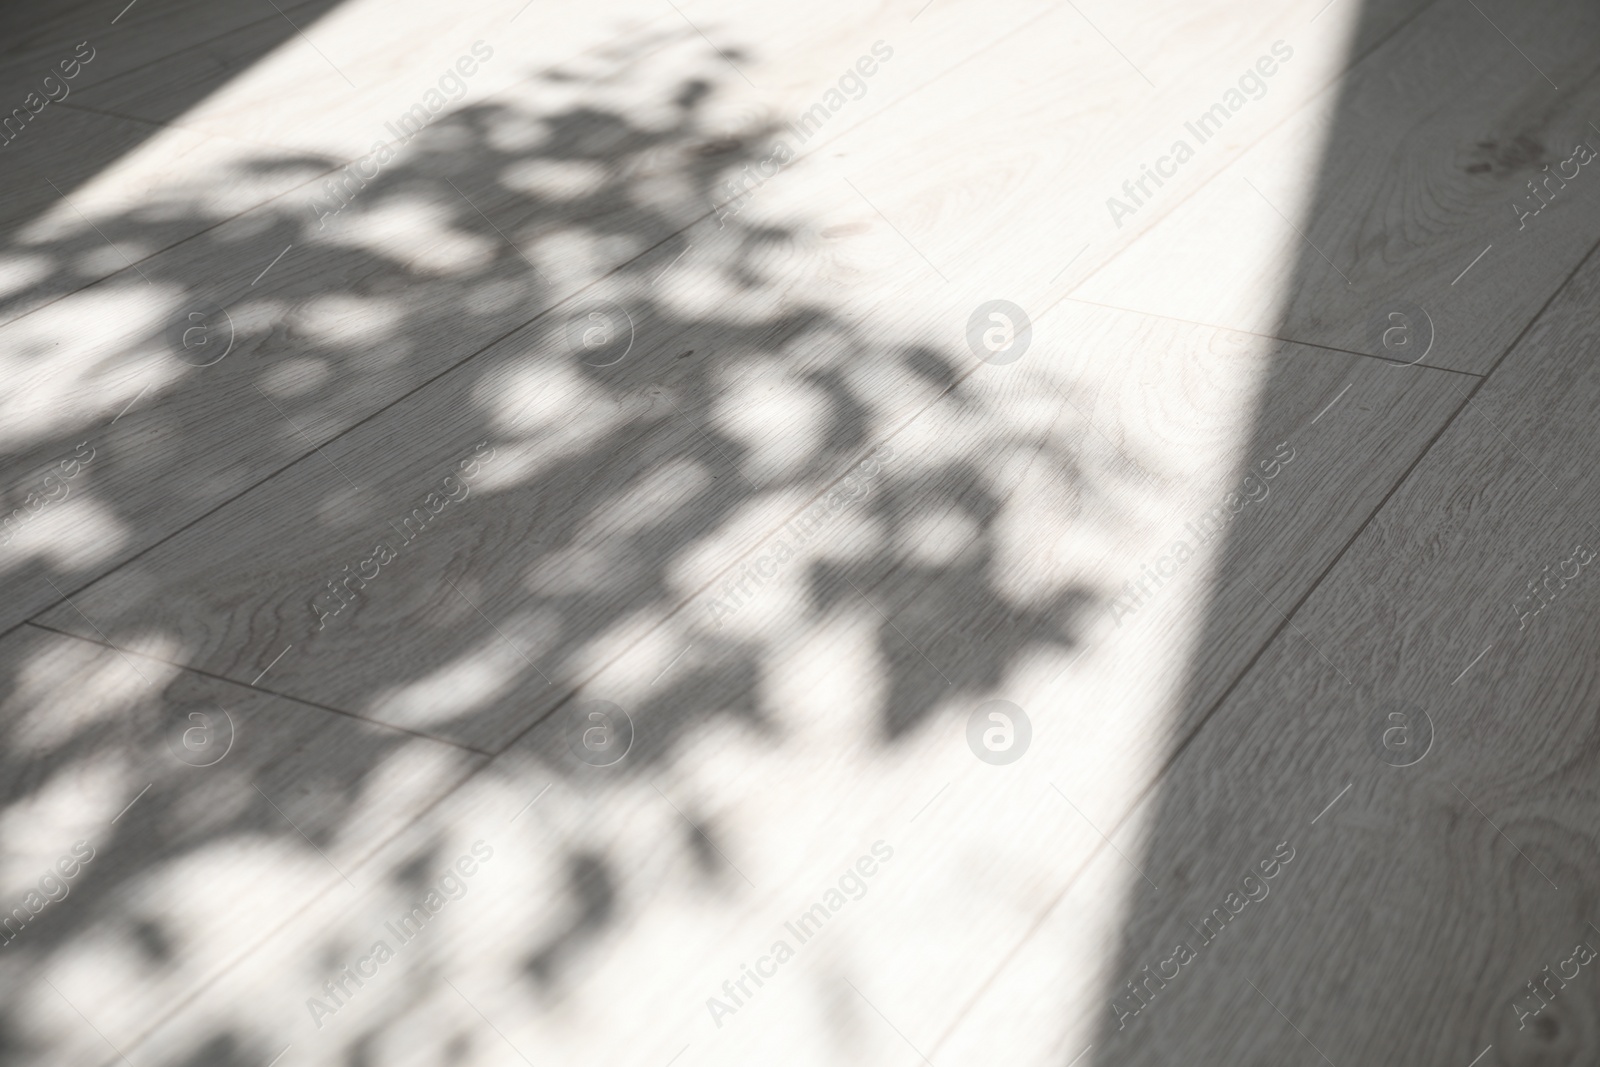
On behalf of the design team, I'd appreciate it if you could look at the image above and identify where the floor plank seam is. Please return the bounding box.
[51,99,325,155]
[928,299,1500,1054]
[946,197,1600,1060]
[1140,371,1487,809]
[54,0,333,89]
[1060,294,1489,378]
[20,620,495,756]
[2,151,353,329]
[1063,0,1445,298]
[1476,225,1600,382]
[0,14,693,331]
[929,221,1600,1054]
[10,205,718,645]
[81,742,496,1064]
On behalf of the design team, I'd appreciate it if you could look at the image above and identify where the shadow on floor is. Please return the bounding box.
[1088,0,1600,1064]
[0,15,1137,1065]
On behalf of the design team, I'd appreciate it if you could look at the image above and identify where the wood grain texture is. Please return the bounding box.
[0,32,767,636]
[7,0,1600,1065]
[1076,0,1600,374]
[0,622,483,1066]
[30,303,1464,749]
[63,0,679,156]
[940,224,1600,1067]
[0,0,1427,644]
[23,306,1478,1067]
[0,105,335,324]
[701,0,1437,313]
[0,0,334,97]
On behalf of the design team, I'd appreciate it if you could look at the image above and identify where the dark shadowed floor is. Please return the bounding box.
[2,1,1597,1065]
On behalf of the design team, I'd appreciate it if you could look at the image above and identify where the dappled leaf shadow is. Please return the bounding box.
[0,22,1135,1065]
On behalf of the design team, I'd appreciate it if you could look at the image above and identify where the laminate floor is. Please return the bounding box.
[2,0,1597,1065]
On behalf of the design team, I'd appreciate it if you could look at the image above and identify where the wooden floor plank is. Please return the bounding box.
[0,0,1431,639]
[0,0,335,97]
[27,303,1474,1067]
[0,622,484,1067]
[4,1,1584,1066]
[686,0,1436,312]
[0,31,767,636]
[1074,0,1600,374]
[62,0,677,157]
[939,231,1600,1067]
[0,105,338,325]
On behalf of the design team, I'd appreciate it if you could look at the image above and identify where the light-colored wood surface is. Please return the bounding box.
[0,30,744,634]
[0,106,339,325]
[0,622,483,1066]
[31,306,1472,1065]
[0,0,1425,635]
[63,0,677,156]
[941,243,1600,1067]
[34,302,1467,750]
[1075,0,1600,374]
[6,0,1600,1064]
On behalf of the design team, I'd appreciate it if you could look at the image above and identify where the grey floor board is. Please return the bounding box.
[7,0,1593,1063]
[0,0,336,98]
[24,250,931,750]
[53,307,1482,1067]
[0,0,346,252]
[1075,0,1600,375]
[0,621,485,1066]
[939,209,1600,1067]
[0,42,748,637]
[0,0,1434,647]
[0,104,337,325]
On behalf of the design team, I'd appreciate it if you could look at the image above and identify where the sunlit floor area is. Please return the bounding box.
[3,0,1599,1064]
